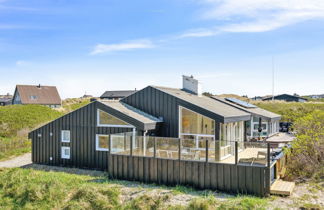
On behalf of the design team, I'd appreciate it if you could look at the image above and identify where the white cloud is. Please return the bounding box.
[90,39,155,55]
[16,60,30,66]
[182,0,324,36]
[179,28,219,38]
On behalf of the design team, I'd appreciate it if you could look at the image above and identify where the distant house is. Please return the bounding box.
[0,94,12,106]
[308,94,324,99]
[100,90,137,100]
[263,94,308,102]
[12,84,62,108]
[251,96,263,101]
[81,94,93,98]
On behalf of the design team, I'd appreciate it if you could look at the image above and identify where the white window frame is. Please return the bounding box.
[178,106,216,149]
[61,146,70,159]
[29,95,37,100]
[96,109,134,128]
[61,130,71,143]
[96,134,109,151]
[252,122,268,132]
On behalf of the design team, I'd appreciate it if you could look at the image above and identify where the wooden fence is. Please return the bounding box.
[107,154,270,197]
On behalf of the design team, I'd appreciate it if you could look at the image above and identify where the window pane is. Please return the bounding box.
[62,130,70,142]
[181,108,198,134]
[200,116,215,135]
[64,131,70,140]
[253,123,266,130]
[64,148,70,156]
[99,110,129,125]
[181,107,214,135]
[98,135,109,149]
[61,147,70,159]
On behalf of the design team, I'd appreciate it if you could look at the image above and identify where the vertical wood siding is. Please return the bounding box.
[30,102,132,170]
[122,86,222,138]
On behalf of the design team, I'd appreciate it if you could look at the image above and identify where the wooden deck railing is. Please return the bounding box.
[106,135,279,196]
[108,135,273,167]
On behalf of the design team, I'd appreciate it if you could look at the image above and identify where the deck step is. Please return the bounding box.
[270,180,295,196]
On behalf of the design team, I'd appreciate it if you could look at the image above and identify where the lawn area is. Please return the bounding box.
[0,167,270,210]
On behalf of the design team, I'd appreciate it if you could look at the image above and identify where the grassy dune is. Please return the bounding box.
[0,105,63,160]
[253,101,324,122]
[0,105,63,137]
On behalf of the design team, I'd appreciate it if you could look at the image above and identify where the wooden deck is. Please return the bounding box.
[220,147,267,165]
[270,179,295,196]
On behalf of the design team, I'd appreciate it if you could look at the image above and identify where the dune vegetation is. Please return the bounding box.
[0,168,270,210]
[253,101,324,122]
[0,105,63,160]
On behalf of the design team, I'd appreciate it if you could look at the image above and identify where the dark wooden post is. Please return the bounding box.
[130,135,133,157]
[178,138,181,160]
[124,133,127,151]
[267,143,271,167]
[206,139,209,163]
[235,141,238,165]
[153,137,156,158]
[266,142,271,196]
[107,135,112,178]
[108,135,111,155]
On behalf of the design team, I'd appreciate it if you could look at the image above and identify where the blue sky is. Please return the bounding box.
[1,0,324,98]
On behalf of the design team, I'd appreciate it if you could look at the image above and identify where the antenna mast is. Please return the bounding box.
[272,56,274,101]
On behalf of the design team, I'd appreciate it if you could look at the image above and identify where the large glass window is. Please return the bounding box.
[97,109,131,127]
[220,122,244,142]
[179,106,215,158]
[180,107,215,135]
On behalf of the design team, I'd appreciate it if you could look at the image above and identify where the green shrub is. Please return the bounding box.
[285,110,324,180]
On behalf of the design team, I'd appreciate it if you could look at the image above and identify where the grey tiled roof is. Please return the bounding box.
[100,100,162,124]
[152,86,251,120]
[212,96,281,121]
[100,90,136,98]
